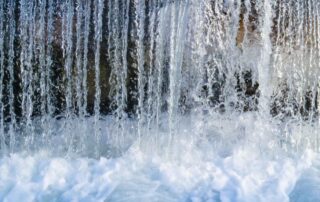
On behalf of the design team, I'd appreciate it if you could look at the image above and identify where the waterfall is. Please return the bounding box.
[93,0,104,155]
[0,0,4,153]
[136,0,146,142]
[0,0,320,155]
[7,0,17,152]
[257,0,273,115]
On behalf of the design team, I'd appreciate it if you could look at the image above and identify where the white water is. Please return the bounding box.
[0,113,318,201]
[0,148,315,202]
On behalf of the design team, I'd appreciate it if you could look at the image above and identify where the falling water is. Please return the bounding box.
[0,0,4,153]
[7,0,17,152]
[136,0,145,142]
[0,0,320,155]
[93,0,104,156]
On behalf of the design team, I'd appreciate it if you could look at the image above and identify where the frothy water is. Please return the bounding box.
[1,0,320,201]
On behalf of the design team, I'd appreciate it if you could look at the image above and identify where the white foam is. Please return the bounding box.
[0,113,318,201]
[0,146,316,202]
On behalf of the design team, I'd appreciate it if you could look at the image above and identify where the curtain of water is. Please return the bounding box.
[108,0,128,146]
[38,0,49,143]
[0,0,4,153]
[146,0,157,133]
[168,1,190,140]
[257,0,273,115]
[80,0,91,153]
[93,0,104,156]
[46,0,54,137]
[82,1,91,117]
[20,0,36,149]
[0,0,320,154]
[136,0,146,142]
[63,0,74,152]
[75,0,85,151]
[7,0,17,152]
[75,0,83,122]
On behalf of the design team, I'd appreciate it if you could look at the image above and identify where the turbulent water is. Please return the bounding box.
[1,0,320,201]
